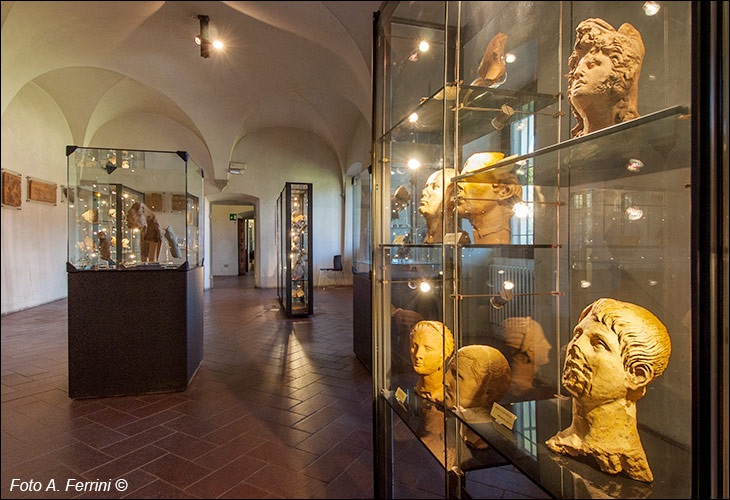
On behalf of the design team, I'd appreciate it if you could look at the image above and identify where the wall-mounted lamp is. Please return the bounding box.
[196,15,224,58]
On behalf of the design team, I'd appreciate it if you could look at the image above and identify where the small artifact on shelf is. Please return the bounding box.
[457,152,522,244]
[471,32,508,88]
[164,226,181,259]
[567,18,645,137]
[409,320,454,404]
[83,236,95,251]
[108,208,116,219]
[125,202,162,263]
[546,298,671,483]
[444,344,511,448]
[81,208,99,224]
[97,231,111,261]
[391,185,410,219]
[495,316,551,397]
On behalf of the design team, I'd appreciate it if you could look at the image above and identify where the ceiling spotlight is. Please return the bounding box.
[419,40,430,52]
[505,52,517,64]
[194,35,202,46]
[197,15,211,58]
[419,280,431,293]
[408,112,419,123]
[626,159,644,172]
[643,1,661,16]
[213,40,224,50]
[408,50,419,62]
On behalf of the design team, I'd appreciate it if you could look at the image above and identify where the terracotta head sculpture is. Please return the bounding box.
[457,152,522,244]
[567,18,645,137]
[409,320,454,404]
[471,32,509,88]
[444,345,511,410]
[547,298,671,482]
[496,316,552,396]
[126,202,162,262]
[419,168,455,244]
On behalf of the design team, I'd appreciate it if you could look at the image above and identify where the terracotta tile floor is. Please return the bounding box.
[1,277,372,499]
[2,275,548,499]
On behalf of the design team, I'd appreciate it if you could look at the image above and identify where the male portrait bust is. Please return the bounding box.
[409,320,454,404]
[546,298,671,482]
[567,18,645,137]
[457,152,522,244]
[419,168,455,244]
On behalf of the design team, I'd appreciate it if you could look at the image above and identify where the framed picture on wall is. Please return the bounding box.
[146,192,164,212]
[171,194,186,211]
[27,176,57,205]
[2,169,22,209]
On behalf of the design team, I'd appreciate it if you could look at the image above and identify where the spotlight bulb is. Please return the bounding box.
[407,158,421,170]
[419,40,430,52]
[513,202,530,218]
[213,40,224,50]
[505,53,516,64]
[194,36,202,46]
[643,1,661,16]
[408,112,419,123]
[419,280,431,293]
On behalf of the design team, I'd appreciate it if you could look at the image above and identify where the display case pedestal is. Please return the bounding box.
[67,265,203,398]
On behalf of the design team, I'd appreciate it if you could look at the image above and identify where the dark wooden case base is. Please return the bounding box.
[67,266,204,398]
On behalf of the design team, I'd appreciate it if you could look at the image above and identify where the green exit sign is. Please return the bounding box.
[229,214,237,221]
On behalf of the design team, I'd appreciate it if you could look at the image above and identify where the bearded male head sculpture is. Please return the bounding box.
[546,298,671,482]
[567,18,645,137]
[409,320,454,404]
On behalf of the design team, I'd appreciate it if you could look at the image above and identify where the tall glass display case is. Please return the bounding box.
[372,2,726,499]
[66,146,205,398]
[352,169,373,370]
[276,182,313,317]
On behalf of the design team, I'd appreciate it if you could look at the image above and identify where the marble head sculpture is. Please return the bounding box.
[546,298,671,482]
[457,152,522,244]
[567,18,645,137]
[409,320,455,404]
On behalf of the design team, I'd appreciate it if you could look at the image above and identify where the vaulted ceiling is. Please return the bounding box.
[1,1,379,191]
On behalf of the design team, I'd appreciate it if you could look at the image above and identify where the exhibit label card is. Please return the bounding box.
[491,402,517,430]
[395,387,408,406]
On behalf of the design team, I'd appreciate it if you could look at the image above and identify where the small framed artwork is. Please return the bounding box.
[27,176,57,205]
[171,194,186,211]
[146,192,164,212]
[1,169,22,209]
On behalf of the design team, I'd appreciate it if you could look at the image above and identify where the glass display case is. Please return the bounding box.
[65,146,205,398]
[352,168,373,370]
[276,182,313,317]
[372,2,726,499]
[67,147,203,270]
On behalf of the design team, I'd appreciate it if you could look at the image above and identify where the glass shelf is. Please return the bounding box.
[379,84,559,146]
[454,105,689,183]
[450,398,691,499]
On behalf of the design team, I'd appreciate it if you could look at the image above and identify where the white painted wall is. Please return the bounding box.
[227,127,344,288]
[1,83,71,314]
[210,204,252,276]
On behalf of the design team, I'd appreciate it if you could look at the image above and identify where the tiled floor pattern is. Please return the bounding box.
[2,276,549,499]
[2,278,372,499]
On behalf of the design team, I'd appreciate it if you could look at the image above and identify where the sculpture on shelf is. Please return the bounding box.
[125,201,162,263]
[164,226,181,259]
[409,320,454,404]
[391,185,410,219]
[495,316,552,397]
[471,32,509,88]
[444,344,511,449]
[546,298,671,483]
[456,152,522,244]
[444,344,511,410]
[567,18,645,137]
[419,169,455,244]
[97,231,111,261]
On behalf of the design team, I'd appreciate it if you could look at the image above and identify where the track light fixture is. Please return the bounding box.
[195,14,224,58]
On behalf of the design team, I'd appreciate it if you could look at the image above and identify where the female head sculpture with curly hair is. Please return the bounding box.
[567,18,645,137]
